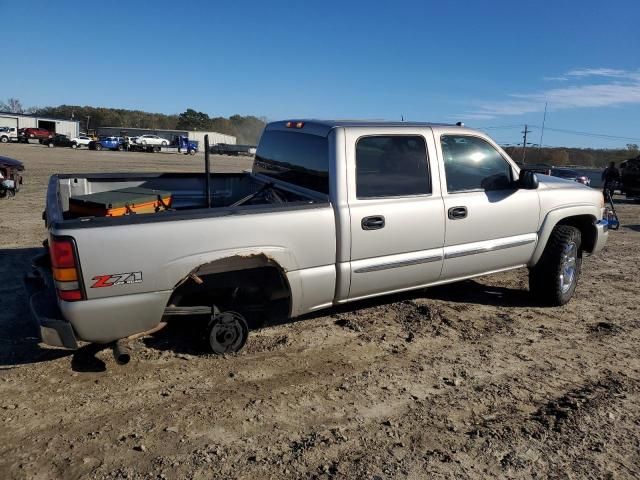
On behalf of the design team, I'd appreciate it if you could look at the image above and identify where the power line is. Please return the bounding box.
[480,124,527,130]
[479,123,640,144]
[541,126,640,142]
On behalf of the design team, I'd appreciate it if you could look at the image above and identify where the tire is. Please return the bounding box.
[48,142,54,148]
[0,136,8,143]
[117,144,124,151]
[95,143,103,151]
[71,142,78,149]
[161,141,168,146]
[529,225,582,306]
[189,149,196,155]
[153,146,161,153]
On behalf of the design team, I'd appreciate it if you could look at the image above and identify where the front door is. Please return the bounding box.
[436,133,540,279]
[345,128,445,300]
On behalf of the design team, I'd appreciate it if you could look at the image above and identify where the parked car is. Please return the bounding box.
[0,126,18,143]
[0,155,24,198]
[26,119,609,363]
[44,134,75,148]
[550,168,591,186]
[517,163,552,176]
[135,134,169,147]
[70,135,93,148]
[621,156,640,200]
[89,137,125,151]
[18,127,53,143]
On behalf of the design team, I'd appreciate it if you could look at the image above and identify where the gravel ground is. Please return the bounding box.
[0,142,639,479]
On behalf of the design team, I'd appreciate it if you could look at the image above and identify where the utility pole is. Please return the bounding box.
[521,124,531,163]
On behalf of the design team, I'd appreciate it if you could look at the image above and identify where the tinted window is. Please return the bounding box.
[441,135,513,192]
[552,168,577,178]
[356,136,430,198]
[253,130,329,193]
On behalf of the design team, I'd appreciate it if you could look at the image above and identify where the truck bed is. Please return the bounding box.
[47,172,323,229]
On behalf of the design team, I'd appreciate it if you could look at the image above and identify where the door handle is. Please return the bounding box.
[361,215,385,230]
[448,206,467,220]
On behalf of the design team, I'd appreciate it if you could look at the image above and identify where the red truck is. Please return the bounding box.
[18,127,53,143]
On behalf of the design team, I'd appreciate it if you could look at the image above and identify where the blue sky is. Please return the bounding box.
[1,0,639,148]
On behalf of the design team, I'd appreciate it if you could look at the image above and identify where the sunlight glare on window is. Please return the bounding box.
[470,152,485,163]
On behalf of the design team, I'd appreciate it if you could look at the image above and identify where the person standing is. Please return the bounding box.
[601,161,620,196]
[0,169,16,197]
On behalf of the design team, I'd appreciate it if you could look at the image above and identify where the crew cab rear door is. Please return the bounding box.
[435,130,540,279]
[345,127,445,300]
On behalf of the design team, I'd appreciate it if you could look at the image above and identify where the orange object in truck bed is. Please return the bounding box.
[68,187,172,217]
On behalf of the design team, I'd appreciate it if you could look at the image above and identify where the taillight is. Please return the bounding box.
[49,236,85,302]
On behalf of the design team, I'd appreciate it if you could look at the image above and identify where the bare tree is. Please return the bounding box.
[7,98,24,113]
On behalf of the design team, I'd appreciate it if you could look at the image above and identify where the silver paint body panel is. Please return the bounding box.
[44,120,608,344]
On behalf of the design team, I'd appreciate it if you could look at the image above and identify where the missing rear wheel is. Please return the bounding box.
[207,311,248,354]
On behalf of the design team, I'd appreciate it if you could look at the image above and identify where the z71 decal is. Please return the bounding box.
[91,272,143,288]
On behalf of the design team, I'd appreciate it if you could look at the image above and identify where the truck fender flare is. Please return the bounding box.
[529,204,599,266]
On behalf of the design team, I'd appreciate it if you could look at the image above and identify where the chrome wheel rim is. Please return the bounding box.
[559,242,577,294]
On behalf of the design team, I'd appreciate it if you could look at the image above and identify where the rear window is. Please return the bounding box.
[253,130,329,193]
[624,159,640,173]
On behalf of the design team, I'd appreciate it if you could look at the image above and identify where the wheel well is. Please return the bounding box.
[556,215,597,253]
[168,257,292,325]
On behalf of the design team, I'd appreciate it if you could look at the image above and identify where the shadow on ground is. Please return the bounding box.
[0,247,107,372]
[1,245,538,366]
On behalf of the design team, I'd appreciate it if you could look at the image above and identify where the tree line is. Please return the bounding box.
[503,144,639,169]
[2,97,638,164]
[0,98,266,144]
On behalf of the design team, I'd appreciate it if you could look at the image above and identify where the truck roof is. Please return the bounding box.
[266,119,465,136]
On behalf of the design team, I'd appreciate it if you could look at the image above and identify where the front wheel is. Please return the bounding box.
[0,136,8,143]
[71,142,78,149]
[95,143,103,151]
[48,142,54,148]
[161,141,168,146]
[529,225,582,306]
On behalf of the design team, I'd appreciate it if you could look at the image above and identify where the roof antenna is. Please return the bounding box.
[401,114,404,122]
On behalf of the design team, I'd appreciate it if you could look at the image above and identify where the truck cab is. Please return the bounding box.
[0,126,18,143]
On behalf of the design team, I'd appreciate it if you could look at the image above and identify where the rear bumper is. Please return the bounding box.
[24,256,79,349]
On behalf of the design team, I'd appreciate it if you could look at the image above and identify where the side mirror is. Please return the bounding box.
[518,169,539,190]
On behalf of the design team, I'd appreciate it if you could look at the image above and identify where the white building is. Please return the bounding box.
[0,112,80,138]
[187,130,236,146]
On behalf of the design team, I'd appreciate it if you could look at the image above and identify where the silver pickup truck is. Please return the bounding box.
[27,120,611,363]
